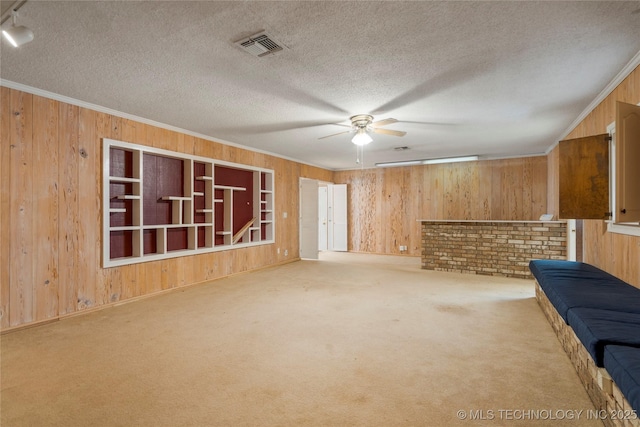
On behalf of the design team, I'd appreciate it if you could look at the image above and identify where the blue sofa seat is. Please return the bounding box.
[529,260,640,322]
[567,308,640,367]
[604,345,640,413]
[530,259,640,416]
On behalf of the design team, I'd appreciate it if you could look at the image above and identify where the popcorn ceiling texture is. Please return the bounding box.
[2,2,640,169]
[421,221,567,278]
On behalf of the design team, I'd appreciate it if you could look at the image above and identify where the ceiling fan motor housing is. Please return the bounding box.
[350,114,373,129]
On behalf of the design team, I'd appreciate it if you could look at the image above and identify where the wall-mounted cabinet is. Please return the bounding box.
[103,139,274,267]
[558,134,610,220]
[615,101,640,223]
[556,101,640,223]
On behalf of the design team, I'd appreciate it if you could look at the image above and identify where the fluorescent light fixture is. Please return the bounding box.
[375,160,423,168]
[351,129,373,146]
[422,155,478,165]
[375,155,479,168]
[2,8,33,48]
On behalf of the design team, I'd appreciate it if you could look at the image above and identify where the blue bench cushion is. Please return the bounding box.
[529,260,640,322]
[567,308,640,367]
[603,345,640,413]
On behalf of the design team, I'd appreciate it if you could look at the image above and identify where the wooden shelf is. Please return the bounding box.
[161,196,190,201]
[111,226,139,231]
[103,138,274,268]
[109,176,140,183]
[214,185,246,191]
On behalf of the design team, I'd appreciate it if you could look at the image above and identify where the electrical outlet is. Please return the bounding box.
[284,249,288,256]
[277,248,280,254]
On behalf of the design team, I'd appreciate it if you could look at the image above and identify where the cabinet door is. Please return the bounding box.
[616,101,640,223]
[558,134,609,219]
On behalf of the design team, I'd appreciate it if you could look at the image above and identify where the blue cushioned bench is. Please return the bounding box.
[530,259,640,426]
[604,345,640,417]
[530,259,640,322]
[567,308,640,367]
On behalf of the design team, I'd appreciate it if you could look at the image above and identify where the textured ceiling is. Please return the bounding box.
[1,1,640,169]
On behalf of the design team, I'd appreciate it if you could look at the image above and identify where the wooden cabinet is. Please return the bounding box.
[558,134,610,219]
[615,101,640,223]
[103,139,274,267]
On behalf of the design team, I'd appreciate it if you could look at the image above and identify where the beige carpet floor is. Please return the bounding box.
[1,252,601,426]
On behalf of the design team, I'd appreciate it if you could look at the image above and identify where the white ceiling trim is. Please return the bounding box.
[548,48,640,151]
[0,79,329,171]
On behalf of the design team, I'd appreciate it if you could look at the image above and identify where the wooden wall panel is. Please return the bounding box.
[58,102,80,316]
[333,156,548,256]
[32,96,59,321]
[9,90,34,326]
[342,169,379,253]
[1,88,12,329]
[550,64,640,287]
[77,107,99,310]
[1,87,330,331]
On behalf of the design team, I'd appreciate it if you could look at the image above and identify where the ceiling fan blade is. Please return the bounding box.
[371,118,398,128]
[372,128,406,137]
[318,130,352,140]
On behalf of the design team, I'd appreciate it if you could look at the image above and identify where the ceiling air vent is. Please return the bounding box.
[235,32,284,57]
[394,146,410,151]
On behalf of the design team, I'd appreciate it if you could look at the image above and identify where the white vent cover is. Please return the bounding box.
[235,32,284,57]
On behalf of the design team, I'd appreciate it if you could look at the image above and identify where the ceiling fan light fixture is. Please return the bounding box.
[352,129,372,146]
[2,10,33,47]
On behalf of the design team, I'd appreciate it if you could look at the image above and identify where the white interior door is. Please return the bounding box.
[318,186,328,251]
[329,184,347,252]
[300,178,319,259]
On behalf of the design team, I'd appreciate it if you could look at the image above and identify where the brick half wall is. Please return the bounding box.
[421,221,567,279]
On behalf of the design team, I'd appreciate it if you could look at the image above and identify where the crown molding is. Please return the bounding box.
[0,79,332,171]
[547,48,640,154]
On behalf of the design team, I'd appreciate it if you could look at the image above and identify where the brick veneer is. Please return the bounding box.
[421,221,567,279]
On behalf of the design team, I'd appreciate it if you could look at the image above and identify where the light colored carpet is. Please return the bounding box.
[1,252,600,426]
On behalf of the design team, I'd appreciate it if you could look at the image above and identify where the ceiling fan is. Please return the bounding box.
[319,114,407,145]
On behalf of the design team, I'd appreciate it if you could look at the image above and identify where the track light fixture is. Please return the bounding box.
[1,1,33,48]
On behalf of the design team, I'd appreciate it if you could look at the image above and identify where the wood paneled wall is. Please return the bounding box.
[548,64,640,287]
[333,156,547,256]
[0,87,332,331]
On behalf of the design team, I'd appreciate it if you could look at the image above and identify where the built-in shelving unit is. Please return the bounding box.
[103,138,275,267]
